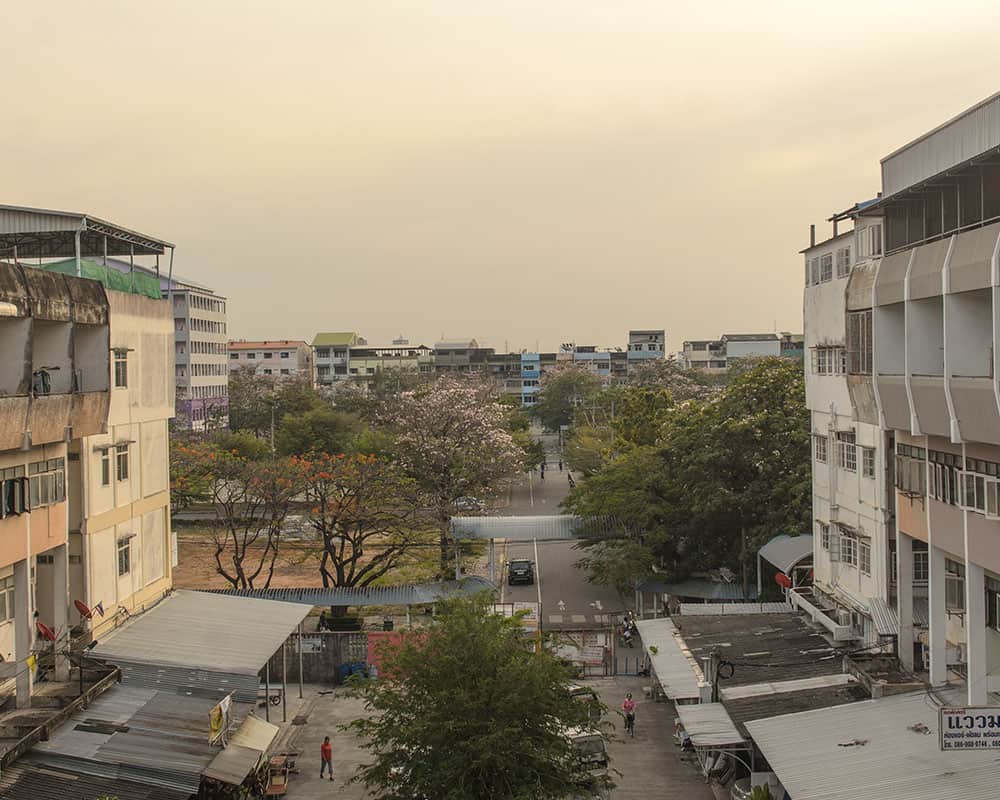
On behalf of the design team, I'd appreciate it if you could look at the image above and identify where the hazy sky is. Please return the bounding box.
[5,2,1000,352]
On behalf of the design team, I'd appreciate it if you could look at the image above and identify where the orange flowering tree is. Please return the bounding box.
[301,453,431,605]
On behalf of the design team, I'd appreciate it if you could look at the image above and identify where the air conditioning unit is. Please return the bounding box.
[837,609,852,627]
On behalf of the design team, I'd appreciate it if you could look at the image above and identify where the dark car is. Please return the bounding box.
[507,558,535,585]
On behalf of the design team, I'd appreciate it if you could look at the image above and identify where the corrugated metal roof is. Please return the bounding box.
[0,204,173,256]
[231,714,279,752]
[679,602,792,615]
[0,763,189,800]
[202,743,262,786]
[676,703,745,748]
[758,533,813,575]
[869,596,898,636]
[28,684,248,795]
[204,575,496,606]
[634,617,703,701]
[640,579,756,601]
[311,331,360,347]
[745,688,999,800]
[92,590,310,676]
[451,515,605,541]
[720,673,854,701]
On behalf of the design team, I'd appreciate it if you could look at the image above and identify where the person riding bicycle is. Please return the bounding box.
[622,693,636,736]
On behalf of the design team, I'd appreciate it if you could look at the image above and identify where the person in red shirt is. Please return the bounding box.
[320,736,334,781]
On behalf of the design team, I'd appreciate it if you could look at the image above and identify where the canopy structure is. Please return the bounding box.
[450,514,615,541]
[204,576,496,607]
[633,618,702,702]
[676,703,745,748]
[203,715,279,786]
[0,204,173,258]
[91,590,310,702]
[756,533,813,595]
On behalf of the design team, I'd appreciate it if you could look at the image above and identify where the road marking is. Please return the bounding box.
[528,470,534,507]
[594,600,603,611]
[557,600,566,611]
[533,538,542,610]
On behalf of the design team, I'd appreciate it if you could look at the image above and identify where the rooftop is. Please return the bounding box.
[228,339,308,350]
[0,204,172,258]
[721,332,780,342]
[0,763,189,800]
[312,331,363,347]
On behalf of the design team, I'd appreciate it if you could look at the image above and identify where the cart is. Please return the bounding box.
[265,755,290,797]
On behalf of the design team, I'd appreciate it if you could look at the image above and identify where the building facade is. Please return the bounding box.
[680,332,803,372]
[170,280,228,430]
[626,329,665,373]
[228,339,312,380]
[311,331,365,386]
[0,206,175,708]
[805,92,1000,705]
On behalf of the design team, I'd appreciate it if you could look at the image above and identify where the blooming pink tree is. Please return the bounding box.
[384,376,524,576]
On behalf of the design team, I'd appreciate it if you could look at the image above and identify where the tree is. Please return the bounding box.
[275,405,363,457]
[169,434,211,514]
[567,358,810,591]
[229,371,328,439]
[302,453,433,608]
[176,440,305,589]
[532,364,602,432]
[383,376,524,575]
[349,594,607,800]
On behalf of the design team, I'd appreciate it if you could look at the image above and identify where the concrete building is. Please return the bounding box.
[169,277,228,430]
[228,339,312,380]
[680,339,727,372]
[626,329,665,373]
[0,206,175,707]
[311,331,365,386]
[803,91,1000,705]
[348,341,434,382]
[680,332,803,372]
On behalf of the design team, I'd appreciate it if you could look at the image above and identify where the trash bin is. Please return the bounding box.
[383,617,394,631]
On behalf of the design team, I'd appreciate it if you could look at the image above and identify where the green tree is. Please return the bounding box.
[229,371,327,438]
[532,365,602,432]
[275,406,363,457]
[349,594,607,800]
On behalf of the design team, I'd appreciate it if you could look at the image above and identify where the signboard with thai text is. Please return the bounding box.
[939,706,1000,750]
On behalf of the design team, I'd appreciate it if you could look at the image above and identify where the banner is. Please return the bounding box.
[208,692,233,744]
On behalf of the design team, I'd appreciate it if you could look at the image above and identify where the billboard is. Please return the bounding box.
[209,692,234,744]
[939,706,1000,750]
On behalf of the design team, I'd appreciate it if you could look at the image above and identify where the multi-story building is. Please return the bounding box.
[626,329,665,373]
[228,339,312,380]
[680,332,803,372]
[311,331,365,386]
[169,277,228,430]
[348,340,434,382]
[0,206,174,706]
[804,92,1000,705]
[680,339,727,372]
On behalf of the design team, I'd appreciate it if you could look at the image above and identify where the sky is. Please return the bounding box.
[4,1,1000,353]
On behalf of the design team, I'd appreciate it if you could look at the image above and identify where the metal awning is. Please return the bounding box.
[745,688,998,800]
[231,714,279,752]
[640,579,756,601]
[204,576,495,606]
[676,703,745,748]
[634,617,702,702]
[202,744,263,786]
[450,515,611,541]
[757,533,813,575]
[91,590,310,702]
[0,204,173,257]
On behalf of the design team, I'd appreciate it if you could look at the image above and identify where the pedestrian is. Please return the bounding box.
[320,735,334,780]
[558,460,563,471]
[318,610,327,632]
[622,693,636,737]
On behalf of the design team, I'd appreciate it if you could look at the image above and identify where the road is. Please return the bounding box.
[497,432,626,631]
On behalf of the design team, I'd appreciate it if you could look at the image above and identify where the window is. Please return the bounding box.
[862,447,876,478]
[807,258,820,285]
[836,247,851,277]
[814,435,828,463]
[929,450,961,505]
[837,431,857,472]
[264,352,273,359]
[839,527,858,566]
[820,254,833,282]
[280,369,289,375]
[101,450,111,486]
[280,352,290,359]
[818,521,830,550]
[859,538,871,576]
[0,576,13,622]
[229,352,239,359]
[116,444,129,482]
[987,582,1000,631]
[117,538,131,576]
[895,444,926,496]
[247,352,256,359]
[114,350,128,388]
[858,224,883,258]
[846,310,873,375]
[811,347,846,375]
[315,348,330,359]
[946,560,965,611]
[913,547,929,582]
[263,369,272,375]
[0,467,26,518]
[27,459,65,509]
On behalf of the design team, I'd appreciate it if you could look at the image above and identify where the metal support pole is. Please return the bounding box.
[297,623,304,699]
[12,245,16,264]
[455,539,461,580]
[406,605,412,629]
[74,230,82,277]
[166,246,175,305]
[264,662,270,722]
[129,244,135,293]
[489,538,495,584]
[103,235,107,266]
[281,641,288,723]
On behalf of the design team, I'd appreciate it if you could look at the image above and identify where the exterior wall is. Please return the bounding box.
[626,329,665,372]
[724,338,781,358]
[229,341,312,379]
[73,290,174,635]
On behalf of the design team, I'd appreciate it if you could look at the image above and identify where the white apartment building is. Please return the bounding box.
[680,332,802,372]
[171,280,228,430]
[804,92,1000,705]
[228,339,312,380]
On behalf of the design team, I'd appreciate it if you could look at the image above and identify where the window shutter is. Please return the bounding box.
[829,528,841,562]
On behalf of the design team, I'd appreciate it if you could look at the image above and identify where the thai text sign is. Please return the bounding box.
[939,706,1000,750]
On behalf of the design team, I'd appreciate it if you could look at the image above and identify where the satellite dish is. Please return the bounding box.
[36,621,57,642]
[74,599,93,619]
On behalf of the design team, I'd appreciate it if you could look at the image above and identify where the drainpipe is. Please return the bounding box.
[74,229,82,277]
[810,224,816,248]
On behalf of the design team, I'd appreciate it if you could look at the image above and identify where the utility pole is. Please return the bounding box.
[269,397,276,456]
